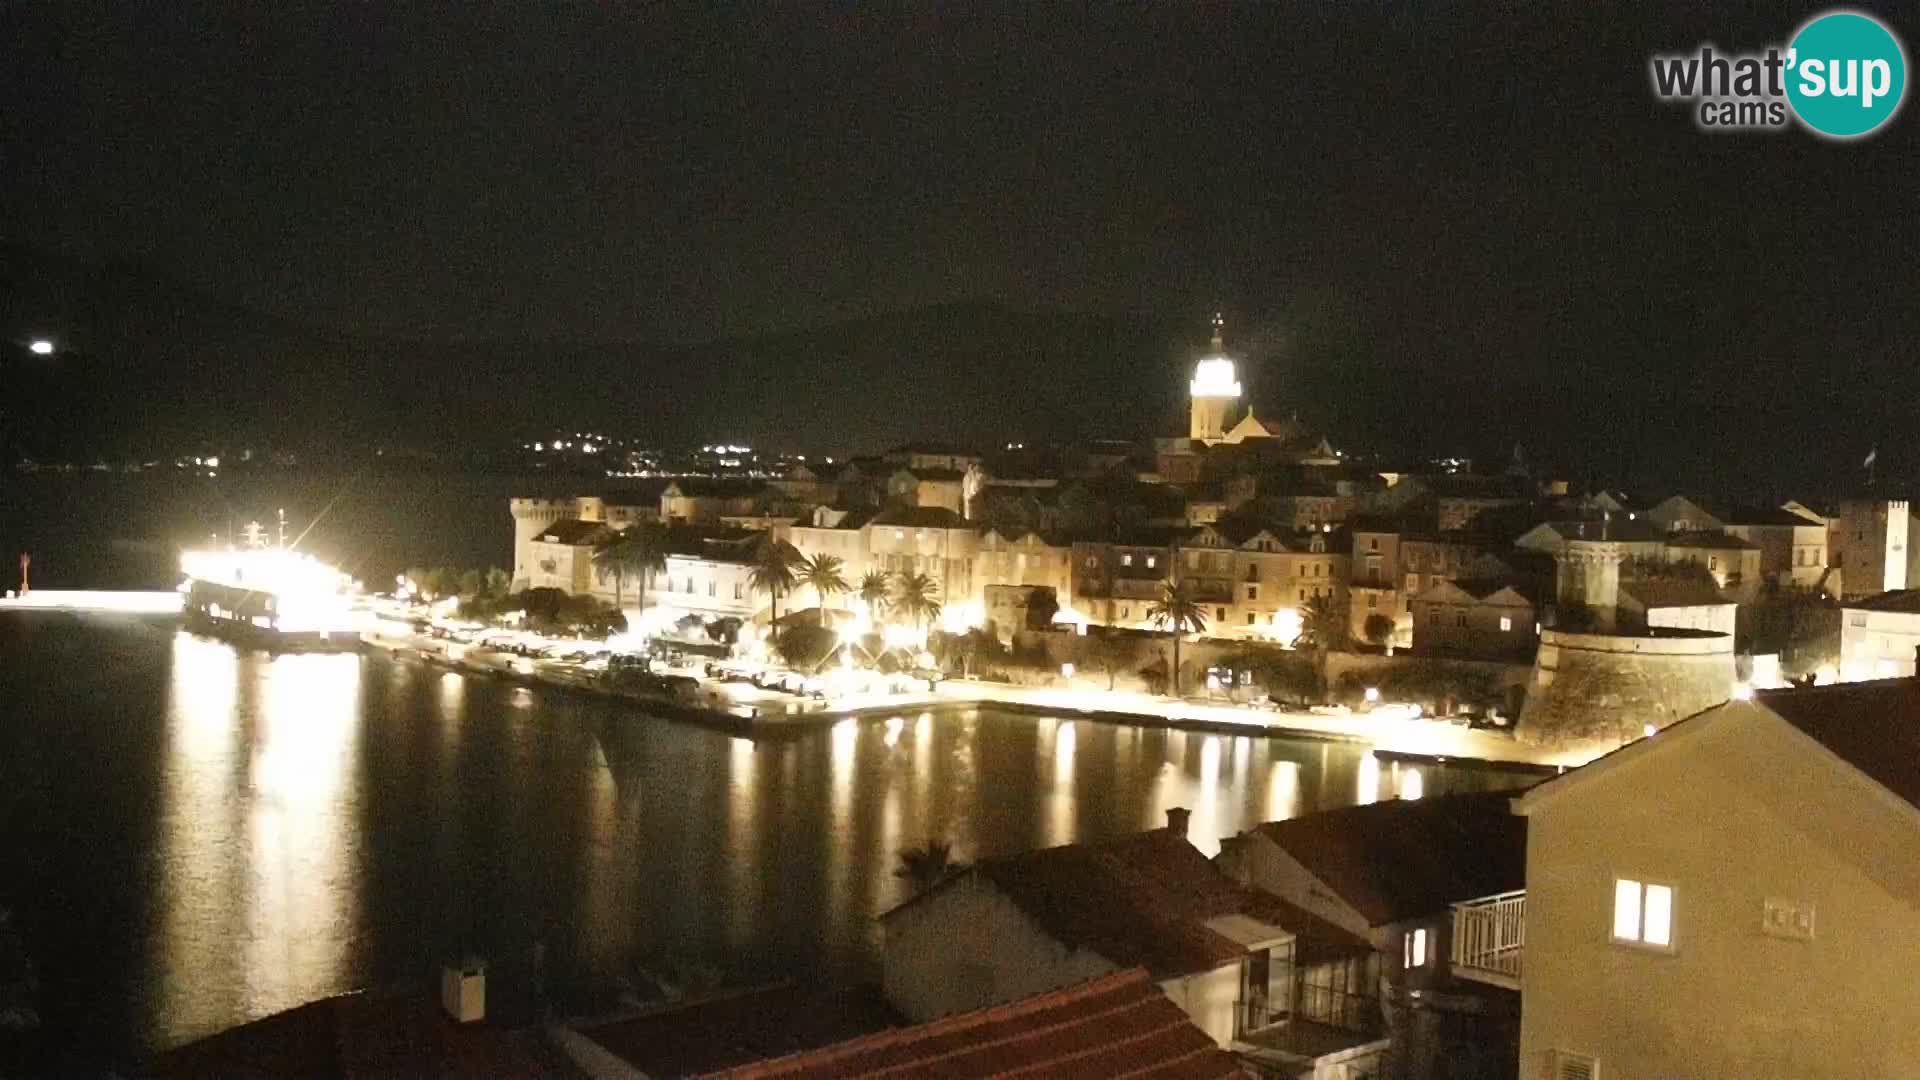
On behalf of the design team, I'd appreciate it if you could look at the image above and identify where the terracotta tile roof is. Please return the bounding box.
[1620,577,1730,610]
[1665,529,1757,550]
[535,518,613,546]
[1759,679,1920,812]
[580,983,904,1078]
[142,989,570,1078]
[890,828,1368,979]
[699,969,1248,1080]
[1250,792,1529,926]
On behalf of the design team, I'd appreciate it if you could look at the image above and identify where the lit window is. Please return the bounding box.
[1499,616,1513,632]
[1404,928,1427,968]
[1613,878,1674,947]
[1146,556,1156,569]
[1122,554,1133,567]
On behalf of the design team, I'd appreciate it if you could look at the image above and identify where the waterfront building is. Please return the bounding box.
[880,809,1388,1075]
[1410,578,1540,661]
[974,528,1074,615]
[1185,519,1347,641]
[1512,679,1920,1078]
[1070,527,1193,629]
[521,518,610,594]
[1839,589,1920,680]
[1349,519,1514,648]
[862,507,977,611]
[1218,793,1527,1080]
[627,527,761,623]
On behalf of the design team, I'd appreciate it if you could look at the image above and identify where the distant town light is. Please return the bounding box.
[29,339,54,355]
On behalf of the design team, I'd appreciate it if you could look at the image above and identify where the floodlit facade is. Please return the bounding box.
[1515,682,1920,1079]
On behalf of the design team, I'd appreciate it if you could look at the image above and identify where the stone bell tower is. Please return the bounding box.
[1189,313,1241,444]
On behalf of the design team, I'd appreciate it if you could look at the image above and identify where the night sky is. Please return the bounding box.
[2,4,1916,490]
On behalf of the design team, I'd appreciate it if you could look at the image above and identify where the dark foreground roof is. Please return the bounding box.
[142,989,569,1078]
[701,969,1248,1080]
[1250,792,1529,926]
[1846,589,1920,614]
[1759,679,1920,812]
[580,983,903,1078]
[887,827,1367,977]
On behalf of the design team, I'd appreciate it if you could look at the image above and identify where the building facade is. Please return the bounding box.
[1514,684,1920,1078]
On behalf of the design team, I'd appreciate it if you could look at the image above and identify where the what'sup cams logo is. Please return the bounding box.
[1650,9,1907,138]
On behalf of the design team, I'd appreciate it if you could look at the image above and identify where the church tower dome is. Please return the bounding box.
[1189,312,1241,444]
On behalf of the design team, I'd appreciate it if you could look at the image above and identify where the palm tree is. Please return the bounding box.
[1293,594,1349,702]
[796,553,850,616]
[591,531,637,610]
[892,571,943,636]
[592,526,669,618]
[858,570,892,624]
[748,534,801,631]
[1147,579,1207,698]
[894,839,963,896]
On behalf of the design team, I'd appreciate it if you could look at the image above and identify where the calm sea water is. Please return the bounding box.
[0,610,1535,1071]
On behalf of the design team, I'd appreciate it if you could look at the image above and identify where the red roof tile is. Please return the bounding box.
[578,983,903,1077]
[1251,792,1528,926]
[142,989,568,1078]
[885,827,1368,979]
[1759,679,1920,811]
[699,969,1247,1080]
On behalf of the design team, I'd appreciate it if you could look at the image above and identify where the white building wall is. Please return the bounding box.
[1520,715,1920,1079]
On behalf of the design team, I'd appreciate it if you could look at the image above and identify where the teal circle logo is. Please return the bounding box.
[1786,11,1907,138]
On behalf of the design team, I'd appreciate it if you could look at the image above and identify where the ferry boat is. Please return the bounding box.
[179,547,364,653]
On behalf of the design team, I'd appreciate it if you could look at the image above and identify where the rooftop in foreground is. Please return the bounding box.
[699,968,1248,1079]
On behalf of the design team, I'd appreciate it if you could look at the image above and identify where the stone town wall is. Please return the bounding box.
[1517,628,1733,750]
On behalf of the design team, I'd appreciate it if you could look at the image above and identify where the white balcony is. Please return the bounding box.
[1450,889,1524,990]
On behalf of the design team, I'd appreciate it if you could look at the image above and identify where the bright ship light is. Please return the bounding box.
[29,339,55,356]
[179,547,360,634]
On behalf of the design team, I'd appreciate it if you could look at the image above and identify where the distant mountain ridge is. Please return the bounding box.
[3,244,1217,458]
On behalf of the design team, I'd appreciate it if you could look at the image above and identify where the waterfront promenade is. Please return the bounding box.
[0,591,1582,769]
[365,625,1586,770]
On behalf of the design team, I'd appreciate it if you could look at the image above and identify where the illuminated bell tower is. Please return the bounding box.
[1189,313,1242,444]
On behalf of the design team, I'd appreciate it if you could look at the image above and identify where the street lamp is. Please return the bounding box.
[29,339,54,356]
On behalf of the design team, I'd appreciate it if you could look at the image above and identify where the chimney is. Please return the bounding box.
[1165,806,1191,840]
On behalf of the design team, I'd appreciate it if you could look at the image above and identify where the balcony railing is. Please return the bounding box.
[1450,889,1525,989]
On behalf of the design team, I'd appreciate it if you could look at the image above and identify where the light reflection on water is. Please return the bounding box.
[1,621,1540,1063]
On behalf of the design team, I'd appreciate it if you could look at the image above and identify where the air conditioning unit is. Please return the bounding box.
[1550,1050,1599,1080]
[441,957,486,1023]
